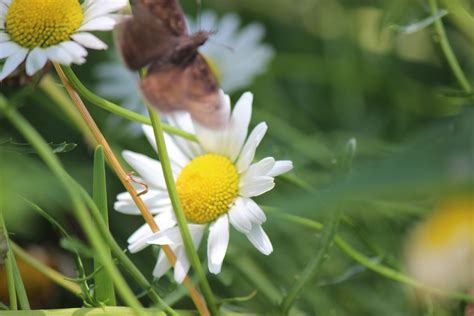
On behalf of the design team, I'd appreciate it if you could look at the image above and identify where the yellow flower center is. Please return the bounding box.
[203,55,221,84]
[6,0,84,48]
[176,154,239,224]
[421,197,474,249]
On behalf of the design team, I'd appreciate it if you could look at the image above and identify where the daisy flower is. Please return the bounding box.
[0,0,127,81]
[114,92,292,283]
[404,195,474,295]
[95,10,274,134]
[187,10,275,92]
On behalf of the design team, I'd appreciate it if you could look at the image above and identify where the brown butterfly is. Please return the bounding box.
[116,0,225,127]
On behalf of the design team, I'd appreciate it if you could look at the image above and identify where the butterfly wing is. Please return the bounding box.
[137,0,188,36]
[116,2,180,70]
[140,54,225,127]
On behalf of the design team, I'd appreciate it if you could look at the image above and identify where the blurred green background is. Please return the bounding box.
[1,0,473,314]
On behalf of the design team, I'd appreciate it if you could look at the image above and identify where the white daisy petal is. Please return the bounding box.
[164,132,191,168]
[226,92,253,161]
[0,32,9,42]
[122,150,166,190]
[45,46,73,64]
[142,125,190,168]
[174,246,191,284]
[246,224,273,255]
[244,198,266,225]
[0,41,22,59]
[117,189,169,205]
[127,224,153,253]
[166,112,203,158]
[84,0,127,23]
[174,225,205,283]
[114,200,170,215]
[207,215,230,274]
[0,48,27,81]
[194,91,231,153]
[78,16,117,32]
[228,197,252,234]
[147,228,182,245]
[239,176,275,198]
[147,224,205,246]
[152,249,172,278]
[236,122,268,173]
[71,32,108,50]
[59,41,88,63]
[242,157,275,179]
[142,125,158,152]
[267,160,293,177]
[25,47,48,76]
[127,212,176,252]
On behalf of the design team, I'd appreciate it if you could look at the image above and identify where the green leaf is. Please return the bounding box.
[219,290,258,304]
[92,146,116,306]
[0,139,77,154]
[60,238,95,258]
[391,9,448,33]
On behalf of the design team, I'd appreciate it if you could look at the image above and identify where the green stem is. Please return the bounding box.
[439,0,474,44]
[92,146,116,306]
[0,96,145,316]
[0,213,17,310]
[267,208,474,303]
[61,66,198,142]
[280,211,340,315]
[147,108,219,315]
[429,0,472,93]
[11,242,82,297]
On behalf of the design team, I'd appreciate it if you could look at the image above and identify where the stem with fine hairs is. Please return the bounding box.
[53,63,210,316]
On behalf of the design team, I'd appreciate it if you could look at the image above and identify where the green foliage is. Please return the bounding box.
[0,0,473,315]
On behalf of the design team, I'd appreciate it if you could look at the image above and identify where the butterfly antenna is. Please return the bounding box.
[208,36,235,53]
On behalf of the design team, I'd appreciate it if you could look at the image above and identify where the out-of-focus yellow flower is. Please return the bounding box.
[405,195,474,295]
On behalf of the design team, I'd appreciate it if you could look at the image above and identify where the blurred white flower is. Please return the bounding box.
[0,0,127,80]
[404,195,474,295]
[187,10,274,92]
[114,92,292,283]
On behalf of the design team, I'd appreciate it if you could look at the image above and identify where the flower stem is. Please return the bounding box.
[0,96,145,315]
[147,108,219,315]
[429,0,472,93]
[267,208,474,303]
[10,242,82,297]
[53,64,209,315]
[280,211,341,315]
[61,66,198,142]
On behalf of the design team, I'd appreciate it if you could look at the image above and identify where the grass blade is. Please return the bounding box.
[92,145,116,305]
[0,213,17,310]
[0,211,30,310]
[280,211,340,315]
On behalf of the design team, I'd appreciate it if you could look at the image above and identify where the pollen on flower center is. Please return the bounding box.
[6,0,84,48]
[176,153,239,224]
